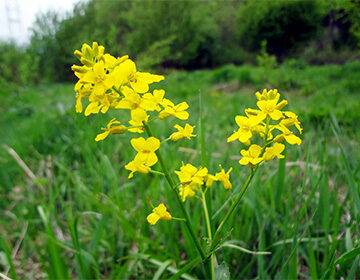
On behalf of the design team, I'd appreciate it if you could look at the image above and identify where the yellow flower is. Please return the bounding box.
[128,109,148,133]
[95,118,127,141]
[159,100,189,120]
[280,111,303,134]
[170,124,196,141]
[214,168,233,190]
[147,203,172,225]
[142,89,166,111]
[227,115,264,143]
[113,59,164,93]
[125,153,157,179]
[81,60,117,96]
[239,144,263,166]
[205,174,217,188]
[74,82,92,113]
[263,143,285,161]
[274,125,302,145]
[179,184,198,201]
[256,98,288,121]
[84,91,120,116]
[255,88,280,101]
[130,137,160,165]
[175,164,208,186]
[116,86,157,112]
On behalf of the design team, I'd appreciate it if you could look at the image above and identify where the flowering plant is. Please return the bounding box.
[71,42,302,278]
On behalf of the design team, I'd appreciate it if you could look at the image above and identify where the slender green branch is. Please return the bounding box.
[210,168,257,251]
[143,123,206,261]
[201,190,215,280]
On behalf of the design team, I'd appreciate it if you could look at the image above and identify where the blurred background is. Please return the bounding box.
[1,0,360,279]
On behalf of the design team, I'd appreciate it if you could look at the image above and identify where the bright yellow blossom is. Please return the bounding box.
[239,144,263,166]
[179,184,198,201]
[147,203,172,225]
[81,60,117,96]
[113,59,164,93]
[116,86,158,112]
[274,125,302,145]
[227,115,264,143]
[214,168,233,190]
[130,137,160,164]
[142,89,166,111]
[175,164,208,186]
[95,118,127,141]
[256,98,288,121]
[263,143,285,161]
[170,124,196,141]
[159,100,189,120]
[125,153,157,179]
[280,111,303,134]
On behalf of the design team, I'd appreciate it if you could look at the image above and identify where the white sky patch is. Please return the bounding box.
[0,0,82,44]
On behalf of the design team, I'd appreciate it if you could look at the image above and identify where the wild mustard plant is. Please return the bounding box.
[71,42,302,278]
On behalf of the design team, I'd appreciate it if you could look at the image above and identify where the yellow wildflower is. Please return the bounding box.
[256,98,288,121]
[81,60,117,96]
[170,124,196,141]
[147,203,172,225]
[142,89,166,111]
[274,125,302,145]
[175,164,208,186]
[280,111,303,134]
[113,59,164,93]
[159,100,189,120]
[227,115,264,143]
[239,144,263,166]
[130,137,160,165]
[116,86,157,112]
[125,156,152,179]
[214,168,233,190]
[263,143,285,161]
[95,118,127,141]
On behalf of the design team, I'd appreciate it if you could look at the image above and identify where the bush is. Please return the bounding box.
[236,0,324,58]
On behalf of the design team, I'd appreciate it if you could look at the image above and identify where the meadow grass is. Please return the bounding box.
[1,62,359,279]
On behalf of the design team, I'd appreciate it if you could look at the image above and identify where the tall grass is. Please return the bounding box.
[1,62,359,278]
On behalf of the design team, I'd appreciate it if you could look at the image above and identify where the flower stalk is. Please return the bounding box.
[143,122,206,261]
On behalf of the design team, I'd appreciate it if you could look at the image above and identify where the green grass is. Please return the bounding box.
[1,62,359,279]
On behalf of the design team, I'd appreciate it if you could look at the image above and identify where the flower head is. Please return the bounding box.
[274,125,302,145]
[239,144,263,166]
[170,124,196,141]
[227,115,264,143]
[263,143,285,161]
[95,118,127,141]
[159,100,189,120]
[147,203,172,225]
[214,168,233,190]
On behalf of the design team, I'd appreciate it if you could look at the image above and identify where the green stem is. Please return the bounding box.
[143,123,206,261]
[201,190,215,280]
[210,168,257,251]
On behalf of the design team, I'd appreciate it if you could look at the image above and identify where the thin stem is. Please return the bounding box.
[143,123,206,261]
[210,168,257,251]
[201,190,215,280]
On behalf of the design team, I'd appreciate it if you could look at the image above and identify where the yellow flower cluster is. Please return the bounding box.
[228,89,302,167]
[175,164,232,201]
[72,42,196,180]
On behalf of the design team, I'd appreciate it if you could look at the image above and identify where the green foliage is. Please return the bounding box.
[1,62,359,278]
[236,0,324,57]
